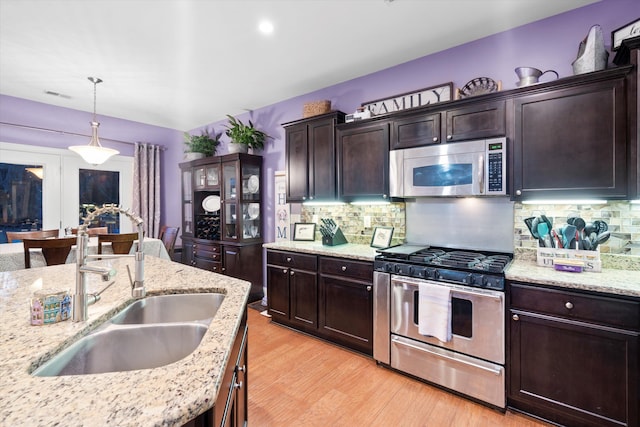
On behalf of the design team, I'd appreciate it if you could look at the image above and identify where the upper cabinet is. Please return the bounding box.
[337,120,390,201]
[511,67,631,201]
[284,111,345,203]
[390,100,505,149]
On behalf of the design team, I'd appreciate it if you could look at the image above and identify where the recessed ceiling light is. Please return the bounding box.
[258,20,274,35]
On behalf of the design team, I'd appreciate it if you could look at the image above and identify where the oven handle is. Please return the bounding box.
[392,336,502,376]
[392,276,503,302]
[478,153,485,194]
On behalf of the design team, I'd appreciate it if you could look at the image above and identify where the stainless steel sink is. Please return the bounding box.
[32,323,208,376]
[110,293,225,324]
[32,293,225,377]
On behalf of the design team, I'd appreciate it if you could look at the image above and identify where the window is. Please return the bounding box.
[0,142,133,242]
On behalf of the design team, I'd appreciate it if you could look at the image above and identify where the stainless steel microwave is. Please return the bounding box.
[389,138,507,197]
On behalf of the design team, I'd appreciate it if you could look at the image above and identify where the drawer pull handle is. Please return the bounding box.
[341,266,347,271]
[290,271,295,276]
[286,257,292,262]
[282,269,288,274]
[366,285,372,291]
[237,365,246,372]
[565,301,574,310]
[234,381,243,390]
[512,314,519,321]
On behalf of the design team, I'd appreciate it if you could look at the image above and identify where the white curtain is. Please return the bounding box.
[133,142,161,238]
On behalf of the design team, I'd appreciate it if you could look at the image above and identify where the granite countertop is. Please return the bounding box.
[506,259,640,298]
[0,256,250,427]
[263,241,379,261]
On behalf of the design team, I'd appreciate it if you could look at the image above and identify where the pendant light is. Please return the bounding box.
[69,77,119,165]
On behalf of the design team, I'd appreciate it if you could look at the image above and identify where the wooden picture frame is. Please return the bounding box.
[370,226,394,249]
[293,223,316,241]
[612,18,640,51]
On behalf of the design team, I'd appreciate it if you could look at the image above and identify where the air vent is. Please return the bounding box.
[44,90,71,99]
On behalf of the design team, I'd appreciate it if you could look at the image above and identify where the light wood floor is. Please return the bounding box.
[247,308,552,427]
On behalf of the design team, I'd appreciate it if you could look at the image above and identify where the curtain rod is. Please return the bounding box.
[0,121,166,150]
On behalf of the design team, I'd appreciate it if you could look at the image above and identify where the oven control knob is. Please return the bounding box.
[434,269,441,280]
[385,264,394,273]
[464,274,473,285]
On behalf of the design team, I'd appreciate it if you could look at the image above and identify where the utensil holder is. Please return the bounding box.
[322,227,348,246]
[536,246,601,272]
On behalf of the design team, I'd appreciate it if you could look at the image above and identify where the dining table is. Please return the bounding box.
[0,236,171,272]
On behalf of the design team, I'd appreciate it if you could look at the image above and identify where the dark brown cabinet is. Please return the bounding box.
[179,154,264,302]
[266,250,318,331]
[336,120,390,201]
[390,100,505,149]
[284,111,345,202]
[183,311,248,427]
[318,256,373,355]
[508,282,639,427]
[511,69,630,200]
[266,249,374,355]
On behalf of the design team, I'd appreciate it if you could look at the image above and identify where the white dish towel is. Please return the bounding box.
[418,282,452,342]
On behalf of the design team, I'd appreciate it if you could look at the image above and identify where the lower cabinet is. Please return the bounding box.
[318,256,373,355]
[266,249,373,355]
[508,282,639,427]
[183,310,248,427]
[182,237,263,301]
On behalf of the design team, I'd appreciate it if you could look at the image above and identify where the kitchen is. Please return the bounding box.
[2,2,637,426]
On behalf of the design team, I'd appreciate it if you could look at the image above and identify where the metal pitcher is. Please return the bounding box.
[515,67,559,87]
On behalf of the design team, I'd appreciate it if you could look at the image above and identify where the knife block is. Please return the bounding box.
[322,227,348,246]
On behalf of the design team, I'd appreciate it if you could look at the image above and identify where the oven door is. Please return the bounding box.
[390,275,504,364]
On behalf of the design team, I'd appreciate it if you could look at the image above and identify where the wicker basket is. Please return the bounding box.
[303,100,331,118]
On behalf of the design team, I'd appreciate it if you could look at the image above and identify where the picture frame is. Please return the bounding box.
[370,226,394,249]
[293,222,316,241]
[611,18,640,51]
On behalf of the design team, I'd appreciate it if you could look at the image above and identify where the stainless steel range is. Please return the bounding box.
[373,244,512,409]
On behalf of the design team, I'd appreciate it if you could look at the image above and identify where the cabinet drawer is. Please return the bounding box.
[193,243,221,260]
[319,257,373,282]
[267,250,317,271]
[510,282,640,330]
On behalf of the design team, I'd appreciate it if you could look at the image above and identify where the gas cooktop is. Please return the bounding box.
[374,245,513,290]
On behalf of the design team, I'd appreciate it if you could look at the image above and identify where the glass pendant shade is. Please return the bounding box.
[69,121,119,165]
[68,77,119,166]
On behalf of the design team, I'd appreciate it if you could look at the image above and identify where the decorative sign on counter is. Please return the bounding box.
[361,82,453,115]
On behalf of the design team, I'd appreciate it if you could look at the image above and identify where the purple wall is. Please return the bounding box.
[1,0,638,244]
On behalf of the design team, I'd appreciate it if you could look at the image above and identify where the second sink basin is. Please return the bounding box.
[110,293,225,324]
[33,323,208,376]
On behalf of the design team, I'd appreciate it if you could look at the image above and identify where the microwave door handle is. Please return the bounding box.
[477,154,485,194]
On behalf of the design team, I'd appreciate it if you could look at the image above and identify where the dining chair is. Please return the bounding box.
[158,226,180,258]
[6,229,59,243]
[71,226,108,236]
[98,232,139,255]
[22,237,77,268]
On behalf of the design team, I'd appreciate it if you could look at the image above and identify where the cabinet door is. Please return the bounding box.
[285,124,309,202]
[266,265,290,322]
[444,100,505,142]
[181,238,195,266]
[392,112,441,149]
[318,275,373,355]
[290,268,318,328]
[309,118,337,201]
[337,121,390,201]
[512,77,627,200]
[509,311,638,427]
[181,167,194,237]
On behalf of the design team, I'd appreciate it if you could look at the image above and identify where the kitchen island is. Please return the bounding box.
[0,256,250,426]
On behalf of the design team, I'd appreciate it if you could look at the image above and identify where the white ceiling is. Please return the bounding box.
[0,0,598,131]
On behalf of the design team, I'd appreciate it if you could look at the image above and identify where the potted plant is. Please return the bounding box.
[183,128,221,160]
[224,115,271,153]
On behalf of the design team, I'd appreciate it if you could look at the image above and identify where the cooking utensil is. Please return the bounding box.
[591,230,610,251]
[551,229,563,248]
[593,220,608,234]
[562,224,577,249]
[536,222,552,248]
[524,217,539,240]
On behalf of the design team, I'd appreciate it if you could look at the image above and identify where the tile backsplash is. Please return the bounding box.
[300,202,406,245]
[514,201,640,256]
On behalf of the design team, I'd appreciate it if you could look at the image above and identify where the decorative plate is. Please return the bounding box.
[248,203,260,219]
[202,195,221,213]
[458,77,500,98]
[247,175,259,194]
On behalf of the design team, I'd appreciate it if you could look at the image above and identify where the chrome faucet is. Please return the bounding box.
[72,204,146,322]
